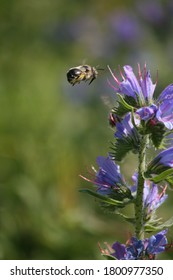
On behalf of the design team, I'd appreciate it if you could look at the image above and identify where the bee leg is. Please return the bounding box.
[88,77,95,85]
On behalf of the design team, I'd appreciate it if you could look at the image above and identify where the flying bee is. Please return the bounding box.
[66,65,103,86]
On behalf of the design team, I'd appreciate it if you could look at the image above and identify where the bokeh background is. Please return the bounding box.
[0,0,173,259]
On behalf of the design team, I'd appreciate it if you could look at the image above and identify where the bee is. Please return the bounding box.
[67,65,101,86]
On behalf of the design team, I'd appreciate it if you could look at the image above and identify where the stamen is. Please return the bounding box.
[144,62,147,77]
[158,185,167,199]
[155,69,158,85]
[138,63,142,79]
[107,78,119,91]
[107,65,120,84]
[118,65,125,80]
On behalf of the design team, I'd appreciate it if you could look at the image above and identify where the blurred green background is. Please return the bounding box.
[0,0,173,259]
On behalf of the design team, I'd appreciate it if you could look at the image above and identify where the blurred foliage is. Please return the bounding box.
[0,0,173,259]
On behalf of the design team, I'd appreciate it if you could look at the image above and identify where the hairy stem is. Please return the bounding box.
[135,135,148,239]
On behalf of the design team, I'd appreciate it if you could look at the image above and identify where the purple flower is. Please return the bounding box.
[115,113,139,141]
[155,84,173,129]
[94,156,126,195]
[111,113,140,161]
[136,104,157,121]
[131,172,167,215]
[145,229,168,255]
[143,181,168,215]
[136,84,173,129]
[125,237,144,259]
[102,230,168,259]
[109,64,173,130]
[157,84,173,102]
[137,0,165,25]
[109,64,156,105]
[147,147,173,174]
[111,242,127,259]
[80,156,133,203]
[109,11,141,44]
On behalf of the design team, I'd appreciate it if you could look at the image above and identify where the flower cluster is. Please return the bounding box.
[100,230,168,260]
[110,64,173,130]
[80,63,173,259]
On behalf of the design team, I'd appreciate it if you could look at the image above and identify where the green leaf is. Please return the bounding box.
[112,103,130,117]
[113,94,137,117]
[145,216,173,233]
[149,122,166,149]
[117,93,135,111]
[110,134,139,161]
[145,168,173,183]
[79,189,124,207]
[160,216,173,228]
[115,211,135,225]
[101,254,116,260]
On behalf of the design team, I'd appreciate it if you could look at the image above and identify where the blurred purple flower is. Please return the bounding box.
[109,11,141,44]
[137,0,165,25]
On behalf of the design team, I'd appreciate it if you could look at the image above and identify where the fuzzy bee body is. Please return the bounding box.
[67,65,98,86]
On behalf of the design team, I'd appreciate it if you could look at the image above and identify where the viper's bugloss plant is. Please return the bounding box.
[80,64,173,259]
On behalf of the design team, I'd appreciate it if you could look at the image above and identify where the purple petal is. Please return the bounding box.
[112,242,126,259]
[156,100,173,129]
[136,104,157,121]
[122,65,142,99]
[147,230,168,254]
[139,70,156,101]
[157,84,173,103]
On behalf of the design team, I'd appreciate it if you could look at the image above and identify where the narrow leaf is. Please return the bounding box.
[145,168,173,183]
[101,254,116,260]
[117,93,134,111]
[79,189,124,207]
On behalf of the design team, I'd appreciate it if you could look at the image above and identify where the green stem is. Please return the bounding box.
[135,135,148,239]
